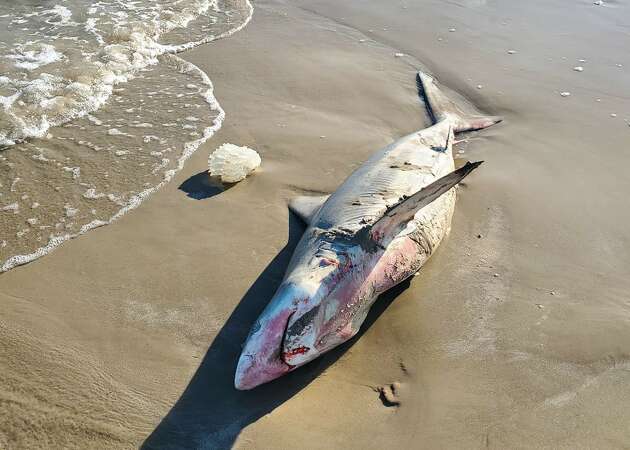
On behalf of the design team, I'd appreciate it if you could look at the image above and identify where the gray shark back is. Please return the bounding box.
[312,123,453,235]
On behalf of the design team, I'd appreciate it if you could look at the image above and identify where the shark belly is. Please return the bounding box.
[347,187,456,334]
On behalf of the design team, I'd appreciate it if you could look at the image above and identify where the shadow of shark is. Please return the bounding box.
[141,213,412,449]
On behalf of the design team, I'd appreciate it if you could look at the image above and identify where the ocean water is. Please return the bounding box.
[0,0,253,272]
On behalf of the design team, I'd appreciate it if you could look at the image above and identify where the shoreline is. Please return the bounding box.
[0,1,255,274]
[2,0,630,448]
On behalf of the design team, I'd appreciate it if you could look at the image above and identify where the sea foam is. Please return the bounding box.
[208,143,261,183]
[0,0,254,272]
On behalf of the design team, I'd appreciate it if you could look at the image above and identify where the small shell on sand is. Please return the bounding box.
[394,52,404,57]
[507,50,517,54]
[476,84,483,89]
[573,66,584,72]
[610,113,617,118]
[593,0,604,5]
[448,27,456,32]
[560,92,571,97]
[208,143,261,184]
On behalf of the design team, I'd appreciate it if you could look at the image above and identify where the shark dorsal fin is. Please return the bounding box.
[365,161,483,247]
[289,195,330,224]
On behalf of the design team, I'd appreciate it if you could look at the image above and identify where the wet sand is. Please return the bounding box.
[2,0,630,448]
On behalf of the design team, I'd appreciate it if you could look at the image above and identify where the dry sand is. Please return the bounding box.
[2,0,630,448]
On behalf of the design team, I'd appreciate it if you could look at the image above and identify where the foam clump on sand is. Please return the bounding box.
[208,143,261,183]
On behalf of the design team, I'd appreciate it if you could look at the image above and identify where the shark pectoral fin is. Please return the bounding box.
[289,195,330,224]
[417,71,502,132]
[370,161,483,241]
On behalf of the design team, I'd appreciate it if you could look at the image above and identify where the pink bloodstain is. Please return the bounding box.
[368,236,418,292]
[283,346,310,361]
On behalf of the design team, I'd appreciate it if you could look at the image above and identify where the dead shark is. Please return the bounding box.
[234,71,501,390]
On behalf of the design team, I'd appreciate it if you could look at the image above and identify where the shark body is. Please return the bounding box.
[235,72,500,390]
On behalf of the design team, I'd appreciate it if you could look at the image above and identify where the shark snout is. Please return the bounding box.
[234,309,294,390]
[234,300,296,390]
[234,347,292,390]
[235,282,333,389]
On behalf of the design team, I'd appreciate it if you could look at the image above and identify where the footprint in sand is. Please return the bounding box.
[377,382,402,407]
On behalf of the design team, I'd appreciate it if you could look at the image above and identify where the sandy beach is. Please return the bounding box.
[2,0,630,448]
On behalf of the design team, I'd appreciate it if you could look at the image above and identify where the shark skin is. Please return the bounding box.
[234,72,501,390]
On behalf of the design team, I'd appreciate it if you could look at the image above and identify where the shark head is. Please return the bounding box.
[280,266,362,368]
[235,245,367,390]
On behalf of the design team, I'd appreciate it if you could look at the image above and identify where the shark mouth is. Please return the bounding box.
[282,304,326,367]
[280,311,302,366]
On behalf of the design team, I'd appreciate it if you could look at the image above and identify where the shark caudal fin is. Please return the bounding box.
[417,71,502,132]
[368,161,483,243]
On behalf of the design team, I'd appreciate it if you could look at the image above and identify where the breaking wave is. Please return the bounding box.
[0,0,253,272]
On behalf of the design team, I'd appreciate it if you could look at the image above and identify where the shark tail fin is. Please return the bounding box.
[368,161,483,244]
[417,71,502,133]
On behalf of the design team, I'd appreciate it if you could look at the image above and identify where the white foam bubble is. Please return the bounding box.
[2,202,19,213]
[86,114,103,126]
[62,166,81,179]
[32,153,49,161]
[64,204,79,218]
[7,43,64,70]
[108,128,133,137]
[83,188,106,199]
[44,5,76,26]
[208,143,261,183]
